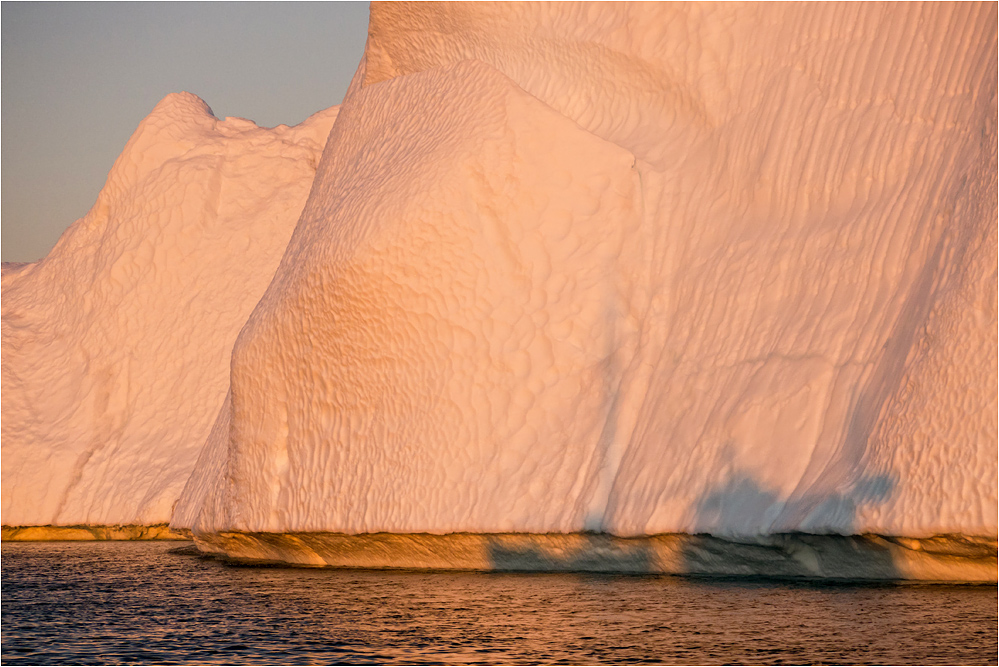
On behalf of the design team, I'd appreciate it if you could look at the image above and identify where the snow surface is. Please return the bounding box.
[1,94,337,526]
[177,2,997,541]
[3,3,996,564]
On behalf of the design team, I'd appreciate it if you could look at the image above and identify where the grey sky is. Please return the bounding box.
[2,2,370,262]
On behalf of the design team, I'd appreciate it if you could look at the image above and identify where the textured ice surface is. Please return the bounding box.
[177,2,997,544]
[3,3,996,569]
[1,94,337,526]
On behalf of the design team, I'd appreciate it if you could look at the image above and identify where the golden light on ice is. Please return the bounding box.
[3,2,995,581]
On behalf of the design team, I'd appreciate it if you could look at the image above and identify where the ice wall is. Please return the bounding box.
[1,94,337,527]
[179,2,997,541]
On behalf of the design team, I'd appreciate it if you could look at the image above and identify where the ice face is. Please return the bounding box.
[3,3,995,555]
[179,2,996,541]
[1,93,338,526]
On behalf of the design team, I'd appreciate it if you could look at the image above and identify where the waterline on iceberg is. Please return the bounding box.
[191,531,997,583]
[1,524,189,541]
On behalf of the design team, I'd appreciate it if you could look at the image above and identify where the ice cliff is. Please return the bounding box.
[2,94,337,527]
[3,3,996,578]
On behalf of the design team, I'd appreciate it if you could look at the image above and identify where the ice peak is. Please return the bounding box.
[148,91,216,123]
[107,93,220,174]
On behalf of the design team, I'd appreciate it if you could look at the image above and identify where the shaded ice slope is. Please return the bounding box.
[178,2,997,541]
[1,93,337,527]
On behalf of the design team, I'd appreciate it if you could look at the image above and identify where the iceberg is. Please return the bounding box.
[1,93,337,530]
[4,3,996,580]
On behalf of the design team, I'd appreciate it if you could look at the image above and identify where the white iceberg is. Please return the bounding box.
[1,93,337,529]
[4,2,996,579]
[180,1,997,539]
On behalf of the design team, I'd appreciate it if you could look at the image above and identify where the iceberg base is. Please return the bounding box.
[2,524,190,541]
[193,531,997,583]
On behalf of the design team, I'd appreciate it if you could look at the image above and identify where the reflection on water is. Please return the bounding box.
[2,541,996,665]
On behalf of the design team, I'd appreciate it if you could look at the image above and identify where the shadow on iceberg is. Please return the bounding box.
[674,472,996,582]
[188,465,993,582]
[471,473,994,582]
[189,527,995,582]
[482,534,655,574]
[690,473,895,538]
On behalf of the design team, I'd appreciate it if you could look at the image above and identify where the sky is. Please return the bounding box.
[1,2,371,263]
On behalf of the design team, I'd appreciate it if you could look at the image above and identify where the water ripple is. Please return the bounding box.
[2,541,996,665]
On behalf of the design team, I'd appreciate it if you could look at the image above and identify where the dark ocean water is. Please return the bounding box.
[2,541,996,665]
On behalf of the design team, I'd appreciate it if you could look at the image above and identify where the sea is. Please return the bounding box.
[2,541,996,665]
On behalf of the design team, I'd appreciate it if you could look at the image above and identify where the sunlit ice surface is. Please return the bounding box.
[1,2,995,581]
[2,541,997,665]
